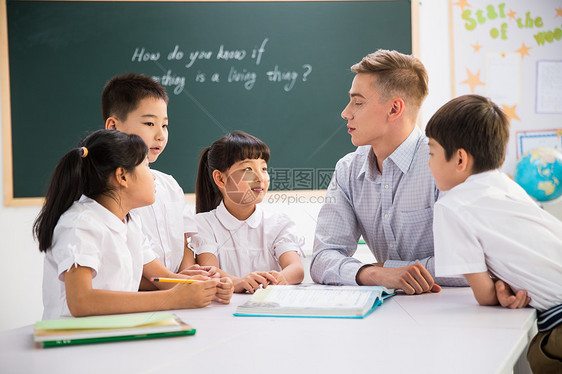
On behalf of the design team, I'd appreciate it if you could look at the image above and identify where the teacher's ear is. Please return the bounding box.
[387,97,405,120]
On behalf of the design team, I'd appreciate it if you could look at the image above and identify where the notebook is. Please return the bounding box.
[34,312,195,347]
[234,284,394,319]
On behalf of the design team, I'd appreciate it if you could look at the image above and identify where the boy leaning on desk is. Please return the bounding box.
[426,94,562,374]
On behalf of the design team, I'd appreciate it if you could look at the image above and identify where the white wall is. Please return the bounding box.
[1,0,560,331]
[418,0,452,126]
[0,187,43,329]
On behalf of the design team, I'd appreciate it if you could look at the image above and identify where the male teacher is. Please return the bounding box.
[311,50,529,305]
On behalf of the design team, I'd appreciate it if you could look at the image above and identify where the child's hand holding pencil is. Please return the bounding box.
[150,277,201,284]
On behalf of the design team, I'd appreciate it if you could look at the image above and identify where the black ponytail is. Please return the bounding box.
[34,129,148,252]
[195,131,270,214]
[195,147,221,214]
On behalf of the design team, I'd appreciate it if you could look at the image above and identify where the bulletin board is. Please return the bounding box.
[450,0,562,174]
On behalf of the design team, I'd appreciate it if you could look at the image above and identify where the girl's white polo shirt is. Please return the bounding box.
[42,195,155,320]
[190,201,302,278]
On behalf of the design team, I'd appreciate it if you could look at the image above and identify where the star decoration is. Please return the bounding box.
[507,9,517,20]
[501,104,520,121]
[515,43,531,60]
[453,0,471,12]
[460,68,485,93]
[471,42,482,52]
[556,8,562,18]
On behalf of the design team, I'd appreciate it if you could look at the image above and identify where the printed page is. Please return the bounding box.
[252,285,380,309]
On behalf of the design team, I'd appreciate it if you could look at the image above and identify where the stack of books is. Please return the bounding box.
[34,312,195,348]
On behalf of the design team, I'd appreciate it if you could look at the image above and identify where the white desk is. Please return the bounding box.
[0,288,536,374]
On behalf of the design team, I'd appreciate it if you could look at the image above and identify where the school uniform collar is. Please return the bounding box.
[79,195,127,235]
[153,171,163,193]
[464,169,500,183]
[216,200,263,230]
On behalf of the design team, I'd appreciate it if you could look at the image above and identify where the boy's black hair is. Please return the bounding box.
[425,94,510,173]
[101,73,169,122]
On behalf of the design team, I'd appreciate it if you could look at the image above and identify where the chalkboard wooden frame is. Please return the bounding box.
[1,0,418,206]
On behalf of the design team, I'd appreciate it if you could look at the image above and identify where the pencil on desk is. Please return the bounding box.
[150,277,200,284]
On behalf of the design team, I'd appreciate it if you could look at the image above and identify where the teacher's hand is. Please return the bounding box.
[357,263,441,295]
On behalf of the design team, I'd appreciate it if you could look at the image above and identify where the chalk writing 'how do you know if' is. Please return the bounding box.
[131,38,269,67]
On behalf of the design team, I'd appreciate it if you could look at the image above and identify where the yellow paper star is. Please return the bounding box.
[471,42,482,52]
[501,104,520,121]
[460,68,485,93]
[507,9,517,20]
[556,8,562,18]
[453,0,471,12]
[516,43,531,60]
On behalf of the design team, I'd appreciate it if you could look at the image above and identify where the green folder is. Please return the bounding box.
[34,312,195,348]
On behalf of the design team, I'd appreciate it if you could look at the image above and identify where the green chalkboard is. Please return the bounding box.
[5,0,412,200]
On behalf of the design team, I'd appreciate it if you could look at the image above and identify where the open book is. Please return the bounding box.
[234,284,394,319]
[34,312,195,347]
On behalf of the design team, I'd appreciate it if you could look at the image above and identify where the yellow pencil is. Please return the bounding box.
[150,277,200,284]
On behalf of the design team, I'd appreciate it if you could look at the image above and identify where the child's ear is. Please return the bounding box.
[105,117,119,130]
[456,149,472,172]
[212,170,226,189]
[115,167,129,188]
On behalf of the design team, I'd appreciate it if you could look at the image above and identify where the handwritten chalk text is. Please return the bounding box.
[130,38,312,93]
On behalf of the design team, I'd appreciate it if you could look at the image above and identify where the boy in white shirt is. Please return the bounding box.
[426,94,562,373]
[103,73,231,298]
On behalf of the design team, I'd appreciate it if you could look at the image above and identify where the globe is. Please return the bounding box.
[514,147,562,202]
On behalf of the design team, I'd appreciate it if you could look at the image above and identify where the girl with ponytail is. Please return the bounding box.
[192,131,304,294]
[34,129,220,319]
